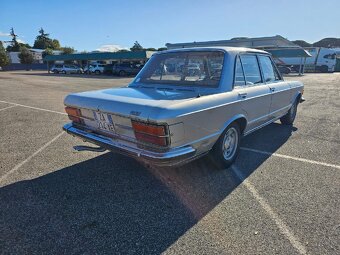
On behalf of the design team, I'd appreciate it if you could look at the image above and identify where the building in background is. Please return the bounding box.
[166,35,297,49]
[8,49,62,64]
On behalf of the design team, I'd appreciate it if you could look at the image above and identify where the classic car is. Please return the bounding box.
[63,47,304,168]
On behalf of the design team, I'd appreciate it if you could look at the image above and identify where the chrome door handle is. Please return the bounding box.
[238,92,247,99]
[270,87,276,92]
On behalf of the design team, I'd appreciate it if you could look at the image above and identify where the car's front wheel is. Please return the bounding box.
[280,99,298,125]
[211,122,241,169]
[119,70,126,76]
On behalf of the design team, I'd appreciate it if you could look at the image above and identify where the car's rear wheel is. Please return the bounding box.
[62,70,66,74]
[211,122,241,169]
[119,70,126,77]
[95,70,101,74]
[280,98,298,125]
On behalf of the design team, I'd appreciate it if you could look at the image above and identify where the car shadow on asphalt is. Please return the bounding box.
[0,122,297,254]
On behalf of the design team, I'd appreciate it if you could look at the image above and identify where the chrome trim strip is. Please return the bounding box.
[244,113,287,136]
[247,104,291,125]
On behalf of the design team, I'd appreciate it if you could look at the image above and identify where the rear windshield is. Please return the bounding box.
[134,51,224,87]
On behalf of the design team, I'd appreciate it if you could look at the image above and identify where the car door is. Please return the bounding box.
[258,55,292,119]
[235,54,272,132]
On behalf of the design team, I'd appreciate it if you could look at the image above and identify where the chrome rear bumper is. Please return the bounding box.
[63,123,197,166]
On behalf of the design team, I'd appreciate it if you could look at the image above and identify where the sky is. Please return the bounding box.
[1,0,339,52]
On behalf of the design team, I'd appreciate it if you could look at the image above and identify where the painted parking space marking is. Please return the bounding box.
[241,147,340,170]
[0,132,65,186]
[232,165,308,255]
[0,100,67,115]
[0,105,17,112]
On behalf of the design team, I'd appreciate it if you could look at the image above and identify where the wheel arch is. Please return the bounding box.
[292,91,302,104]
[220,114,248,136]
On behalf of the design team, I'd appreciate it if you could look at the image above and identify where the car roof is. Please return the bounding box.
[154,46,270,55]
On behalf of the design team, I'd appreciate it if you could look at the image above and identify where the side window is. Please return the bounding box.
[273,63,282,81]
[234,56,245,87]
[258,55,276,82]
[239,55,262,85]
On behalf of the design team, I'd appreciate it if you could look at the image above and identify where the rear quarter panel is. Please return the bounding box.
[149,91,245,154]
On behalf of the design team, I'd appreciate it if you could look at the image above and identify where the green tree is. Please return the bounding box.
[6,28,21,52]
[33,28,61,50]
[51,39,61,49]
[0,41,10,67]
[130,41,144,51]
[157,47,167,51]
[61,46,75,55]
[118,49,129,52]
[42,48,53,59]
[18,47,34,68]
[145,47,157,51]
[33,28,52,49]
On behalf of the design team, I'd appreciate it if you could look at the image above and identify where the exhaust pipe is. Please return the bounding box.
[73,145,106,152]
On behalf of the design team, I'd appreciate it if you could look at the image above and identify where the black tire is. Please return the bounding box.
[210,122,241,169]
[280,99,298,125]
[320,65,328,73]
[119,70,126,77]
[95,70,101,74]
[62,70,66,74]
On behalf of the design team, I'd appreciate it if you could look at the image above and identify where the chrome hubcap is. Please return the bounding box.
[222,127,238,160]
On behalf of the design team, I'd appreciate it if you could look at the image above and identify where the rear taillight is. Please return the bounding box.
[131,120,169,147]
[65,106,83,124]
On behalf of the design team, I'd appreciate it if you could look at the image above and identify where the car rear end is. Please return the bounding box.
[62,95,195,166]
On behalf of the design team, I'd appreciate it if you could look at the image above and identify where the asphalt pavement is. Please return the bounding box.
[0,71,339,254]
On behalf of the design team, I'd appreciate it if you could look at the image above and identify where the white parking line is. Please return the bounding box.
[0,132,65,186]
[0,105,17,112]
[241,147,340,170]
[1,100,339,171]
[231,166,307,255]
[0,100,67,115]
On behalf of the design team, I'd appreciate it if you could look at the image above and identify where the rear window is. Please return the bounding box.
[135,51,224,87]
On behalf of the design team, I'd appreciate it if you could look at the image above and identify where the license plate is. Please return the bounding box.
[93,111,115,133]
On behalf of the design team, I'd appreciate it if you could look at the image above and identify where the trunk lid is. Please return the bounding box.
[64,87,197,140]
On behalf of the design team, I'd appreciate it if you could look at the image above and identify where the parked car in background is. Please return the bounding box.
[112,63,142,76]
[277,65,291,74]
[83,64,93,74]
[50,64,64,73]
[51,64,83,74]
[187,63,201,76]
[103,64,114,74]
[63,47,304,169]
[89,63,106,74]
